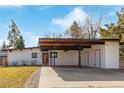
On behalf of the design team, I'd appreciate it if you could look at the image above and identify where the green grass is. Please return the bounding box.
[0,66,38,88]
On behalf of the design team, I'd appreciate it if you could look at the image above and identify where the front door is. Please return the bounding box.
[42,53,49,65]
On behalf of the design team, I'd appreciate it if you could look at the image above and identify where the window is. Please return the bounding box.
[32,53,37,58]
[50,52,57,58]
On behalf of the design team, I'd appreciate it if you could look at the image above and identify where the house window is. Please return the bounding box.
[50,52,57,58]
[32,52,37,58]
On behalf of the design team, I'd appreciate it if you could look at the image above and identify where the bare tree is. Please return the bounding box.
[65,14,102,39]
[85,15,102,39]
[43,30,63,38]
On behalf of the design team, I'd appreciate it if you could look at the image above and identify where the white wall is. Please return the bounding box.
[81,45,105,68]
[81,48,90,66]
[49,50,79,66]
[7,41,119,69]
[104,41,119,69]
[81,41,119,69]
[8,48,42,66]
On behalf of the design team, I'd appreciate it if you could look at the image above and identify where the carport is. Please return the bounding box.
[39,38,119,69]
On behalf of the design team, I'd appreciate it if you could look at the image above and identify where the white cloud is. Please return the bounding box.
[23,32,44,47]
[52,7,88,28]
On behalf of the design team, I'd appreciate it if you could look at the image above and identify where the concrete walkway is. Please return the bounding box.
[38,67,124,88]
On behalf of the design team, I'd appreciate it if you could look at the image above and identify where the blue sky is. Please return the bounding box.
[0,5,124,47]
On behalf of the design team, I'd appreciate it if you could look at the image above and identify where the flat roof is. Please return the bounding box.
[1,47,39,52]
[39,38,119,50]
[39,38,119,40]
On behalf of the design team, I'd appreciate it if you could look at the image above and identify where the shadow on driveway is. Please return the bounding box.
[53,67,124,81]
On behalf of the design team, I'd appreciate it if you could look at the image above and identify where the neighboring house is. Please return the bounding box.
[1,38,120,69]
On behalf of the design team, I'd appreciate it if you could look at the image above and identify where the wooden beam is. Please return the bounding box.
[40,46,91,50]
[39,38,119,43]
[39,42,105,45]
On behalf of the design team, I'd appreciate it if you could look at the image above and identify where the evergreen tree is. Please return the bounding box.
[1,41,7,50]
[7,19,26,49]
[7,20,21,49]
[16,35,25,49]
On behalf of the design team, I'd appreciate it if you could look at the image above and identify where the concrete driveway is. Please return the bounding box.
[38,66,124,88]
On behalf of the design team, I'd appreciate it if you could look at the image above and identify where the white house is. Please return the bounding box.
[1,38,120,69]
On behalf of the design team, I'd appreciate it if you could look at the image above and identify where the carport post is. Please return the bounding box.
[78,45,81,68]
[53,46,55,68]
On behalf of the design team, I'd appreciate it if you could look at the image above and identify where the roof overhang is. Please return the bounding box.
[39,38,119,50]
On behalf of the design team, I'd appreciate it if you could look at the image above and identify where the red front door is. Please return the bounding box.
[42,53,49,65]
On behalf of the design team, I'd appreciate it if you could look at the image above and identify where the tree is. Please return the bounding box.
[64,21,87,38]
[7,20,21,49]
[99,8,124,43]
[99,23,119,39]
[69,21,84,38]
[43,30,63,38]
[16,35,25,49]
[84,16,102,39]
[116,8,124,43]
[1,41,7,50]
[99,8,124,56]
[65,15,102,39]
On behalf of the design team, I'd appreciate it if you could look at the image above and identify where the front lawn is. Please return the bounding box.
[0,66,38,88]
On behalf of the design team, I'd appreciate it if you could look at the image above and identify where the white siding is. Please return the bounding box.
[81,45,105,68]
[104,41,119,69]
[6,41,119,69]
[92,45,102,68]
[81,41,119,69]
[81,48,90,66]
[8,48,42,66]
[100,45,105,68]
[49,50,78,66]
